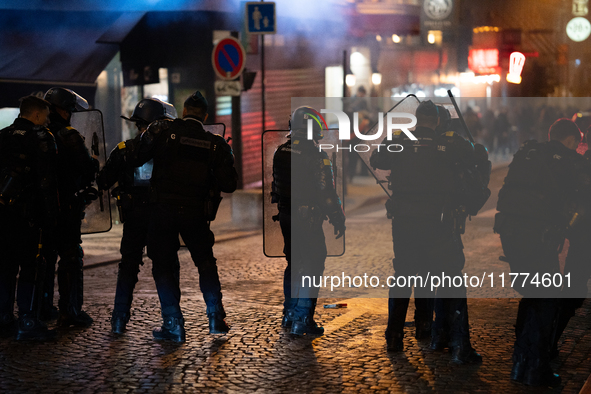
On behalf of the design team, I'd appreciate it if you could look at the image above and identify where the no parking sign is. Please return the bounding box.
[212,37,246,80]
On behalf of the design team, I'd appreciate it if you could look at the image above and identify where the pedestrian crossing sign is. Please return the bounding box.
[245,2,276,34]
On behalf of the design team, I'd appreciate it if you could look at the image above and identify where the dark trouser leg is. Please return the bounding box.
[181,218,224,316]
[290,217,326,336]
[114,209,148,315]
[279,212,295,313]
[386,298,410,337]
[0,260,18,318]
[431,297,448,349]
[57,244,85,315]
[517,298,561,386]
[149,205,183,320]
[41,250,57,318]
[551,298,584,357]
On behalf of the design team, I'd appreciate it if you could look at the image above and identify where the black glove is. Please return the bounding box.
[331,218,346,239]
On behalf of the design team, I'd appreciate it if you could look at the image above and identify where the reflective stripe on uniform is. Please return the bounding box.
[179,137,211,149]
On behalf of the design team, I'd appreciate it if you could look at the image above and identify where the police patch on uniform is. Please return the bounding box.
[118,141,126,150]
[179,137,211,149]
[323,159,331,166]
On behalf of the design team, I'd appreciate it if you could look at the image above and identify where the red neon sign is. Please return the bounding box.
[468,49,499,74]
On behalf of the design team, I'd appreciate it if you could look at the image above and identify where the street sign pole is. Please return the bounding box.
[261,26,265,133]
[245,1,275,133]
[231,31,243,189]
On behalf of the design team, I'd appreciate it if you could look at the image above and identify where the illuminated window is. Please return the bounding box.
[427,30,442,45]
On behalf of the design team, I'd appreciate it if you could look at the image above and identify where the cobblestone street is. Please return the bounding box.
[2,167,591,393]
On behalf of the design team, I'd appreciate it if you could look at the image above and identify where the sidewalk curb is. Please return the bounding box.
[82,229,262,269]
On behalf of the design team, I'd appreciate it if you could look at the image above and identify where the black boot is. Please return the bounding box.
[16,315,56,341]
[291,316,324,336]
[209,312,230,334]
[58,309,93,328]
[415,320,432,340]
[510,353,527,382]
[430,328,449,351]
[522,358,561,387]
[386,332,404,352]
[281,310,295,329]
[111,311,130,334]
[39,305,59,322]
[0,314,17,338]
[450,340,483,365]
[446,298,482,364]
[153,316,185,342]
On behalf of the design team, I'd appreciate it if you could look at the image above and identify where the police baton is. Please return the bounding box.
[447,90,475,144]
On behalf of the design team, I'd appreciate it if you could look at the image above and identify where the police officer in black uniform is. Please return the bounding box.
[272,106,346,336]
[0,95,59,340]
[97,98,177,334]
[370,100,489,363]
[495,119,591,387]
[550,125,591,359]
[43,87,97,328]
[137,91,237,343]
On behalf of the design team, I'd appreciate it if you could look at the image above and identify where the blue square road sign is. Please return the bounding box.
[245,2,276,34]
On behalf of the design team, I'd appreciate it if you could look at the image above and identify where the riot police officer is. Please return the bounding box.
[97,98,177,334]
[137,91,237,342]
[272,106,346,336]
[43,87,97,328]
[0,95,59,340]
[370,100,489,363]
[495,119,591,387]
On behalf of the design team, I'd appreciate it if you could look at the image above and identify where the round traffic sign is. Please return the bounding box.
[567,17,591,42]
[212,37,246,80]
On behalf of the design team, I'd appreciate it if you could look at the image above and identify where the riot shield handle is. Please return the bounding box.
[447,90,475,144]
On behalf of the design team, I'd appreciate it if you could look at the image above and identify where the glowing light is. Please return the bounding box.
[346,74,356,87]
[350,51,365,68]
[428,33,435,44]
[507,52,526,84]
[376,35,382,42]
[434,88,448,97]
[371,73,382,85]
[460,72,501,84]
[468,49,499,74]
[473,26,500,33]
[392,34,401,43]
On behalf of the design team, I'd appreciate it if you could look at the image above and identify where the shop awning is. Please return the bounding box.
[0,10,138,107]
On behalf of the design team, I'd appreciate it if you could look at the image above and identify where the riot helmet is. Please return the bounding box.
[289,106,326,141]
[121,98,177,129]
[415,100,439,130]
[44,87,89,113]
[435,105,451,133]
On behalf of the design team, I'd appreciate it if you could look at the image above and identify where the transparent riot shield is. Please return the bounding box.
[353,95,421,197]
[262,129,344,258]
[70,109,112,234]
[203,123,226,138]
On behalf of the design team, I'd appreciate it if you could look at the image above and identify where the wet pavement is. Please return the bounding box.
[2,166,591,393]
